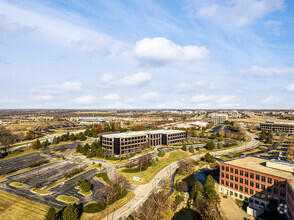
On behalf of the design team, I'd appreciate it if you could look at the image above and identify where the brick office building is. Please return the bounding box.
[219,157,294,218]
[286,180,294,220]
[100,129,186,156]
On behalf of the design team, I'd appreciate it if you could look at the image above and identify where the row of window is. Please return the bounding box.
[221,166,284,186]
[221,172,286,188]
[121,140,146,145]
[221,180,286,197]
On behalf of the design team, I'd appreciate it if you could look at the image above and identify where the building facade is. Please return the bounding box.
[219,157,294,218]
[100,129,186,156]
[260,122,294,134]
[211,114,228,124]
[286,180,294,220]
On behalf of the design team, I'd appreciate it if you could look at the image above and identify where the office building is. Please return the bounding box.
[260,121,294,134]
[211,114,228,124]
[100,129,186,156]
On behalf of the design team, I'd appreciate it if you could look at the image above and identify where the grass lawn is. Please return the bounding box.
[0,190,49,220]
[119,150,190,185]
[31,188,51,195]
[81,191,135,220]
[76,186,92,196]
[9,182,26,188]
[56,195,78,203]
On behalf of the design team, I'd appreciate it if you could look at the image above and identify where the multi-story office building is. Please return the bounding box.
[286,180,294,220]
[100,129,186,156]
[260,121,294,134]
[219,157,294,218]
[211,114,228,124]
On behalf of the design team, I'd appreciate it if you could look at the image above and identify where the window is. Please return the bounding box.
[226,167,229,172]
[230,191,233,196]
[268,178,272,184]
[235,177,238,182]
[230,183,233,188]
[230,168,233,173]
[235,169,238,175]
[256,183,260,189]
[226,174,229,179]
[245,187,248,193]
[249,198,253,202]
[226,181,228,186]
[221,165,224,170]
[221,180,224,185]
[280,190,285,197]
[234,192,238,197]
[240,170,243,176]
[235,184,238,189]
[239,194,243,199]
[261,176,266,182]
[250,181,254,187]
[255,192,260,198]
[267,187,272,193]
[245,179,248,185]
[230,175,233,180]
[221,173,224,177]
[250,189,254,195]
[256,174,260,181]
[280,182,285,188]
[240,186,243,191]
[273,188,278,195]
[240,178,243,184]
[250,173,254,179]
[274,179,279,186]
[245,171,248,177]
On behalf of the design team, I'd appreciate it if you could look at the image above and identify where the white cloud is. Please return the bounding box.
[74,95,96,104]
[191,94,215,102]
[119,72,152,86]
[103,93,120,101]
[239,66,294,76]
[134,37,209,66]
[141,92,160,101]
[100,73,114,84]
[195,0,285,27]
[216,95,236,103]
[30,81,82,94]
[175,80,217,92]
[33,95,54,101]
[264,20,282,27]
[286,84,294,92]
[262,96,275,104]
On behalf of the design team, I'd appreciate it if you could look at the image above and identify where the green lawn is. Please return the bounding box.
[119,150,190,185]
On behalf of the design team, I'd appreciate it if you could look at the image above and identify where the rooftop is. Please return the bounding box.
[224,157,294,180]
[102,129,185,138]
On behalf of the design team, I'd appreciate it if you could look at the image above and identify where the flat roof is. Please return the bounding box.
[101,129,185,138]
[261,121,294,125]
[223,157,294,180]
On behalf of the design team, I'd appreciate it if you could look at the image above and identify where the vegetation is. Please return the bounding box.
[27,158,49,168]
[182,144,187,151]
[177,158,195,175]
[206,141,215,150]
[76,177,92,193]
[44,207,58,220]
[175,195,183,204]
[63,166,84,178]
[76,141,106,158]
[202,153,216,163]
[96,173,112,185]
[158,149,165,157]
[61,203,80,220]
[56,195,79,203]
[189,146,194,153]
[0,190,48,220]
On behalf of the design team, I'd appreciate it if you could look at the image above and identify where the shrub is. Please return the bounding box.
[158,149,165,157]
[182,145,187,151]
[80,179,92,192]
[203,153,216,163]
[151,158,157,167]
[117,189,128,200]
[27,158,49,168]
[63,167,84,179]
[175,195,183,204]
[206,141,215,150]
[189,146,194,153]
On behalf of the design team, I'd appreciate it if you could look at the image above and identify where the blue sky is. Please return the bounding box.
[0,0,294,109]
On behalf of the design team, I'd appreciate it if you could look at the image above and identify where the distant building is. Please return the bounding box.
[211,114,228,124]
[219,157,294,218]
[100,129,186,157]
[260,121,294,134]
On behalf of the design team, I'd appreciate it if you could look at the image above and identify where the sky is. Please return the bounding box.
[0,0,294,109]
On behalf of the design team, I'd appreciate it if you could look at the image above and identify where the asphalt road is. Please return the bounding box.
[102,131,259,220]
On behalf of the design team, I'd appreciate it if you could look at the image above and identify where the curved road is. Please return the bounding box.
[102,131,259,220]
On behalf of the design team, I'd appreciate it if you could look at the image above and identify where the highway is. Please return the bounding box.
[102,131,259,220]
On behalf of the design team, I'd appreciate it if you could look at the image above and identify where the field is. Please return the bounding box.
[119,150,190,185]
[0,190,48,220]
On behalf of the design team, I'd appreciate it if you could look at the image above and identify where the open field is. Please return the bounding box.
[0,190,48,220]
[119,150,190,185]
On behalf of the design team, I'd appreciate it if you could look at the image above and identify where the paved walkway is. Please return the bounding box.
[219,196,254,220]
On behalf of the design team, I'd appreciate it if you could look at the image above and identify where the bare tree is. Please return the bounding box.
[0,126,17,154]
[150,190,169,213]
[138,154,151,172]
[101,185,117,207]
[113,174,131,194]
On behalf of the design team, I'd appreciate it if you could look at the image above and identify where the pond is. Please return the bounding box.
[172,209,202,220]
[183,168,212,188]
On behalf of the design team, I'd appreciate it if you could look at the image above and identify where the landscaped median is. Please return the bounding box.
[56,195,79,203]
